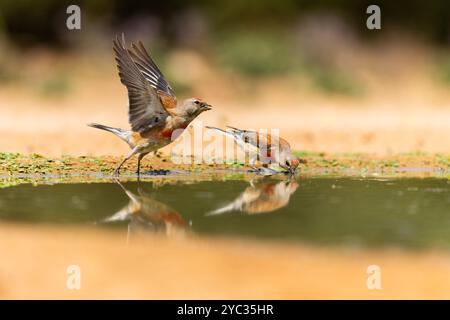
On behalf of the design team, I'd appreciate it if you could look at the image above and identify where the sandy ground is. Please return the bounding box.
[1,223,450,299]
[0,101,450,156]
[3,93,450,157]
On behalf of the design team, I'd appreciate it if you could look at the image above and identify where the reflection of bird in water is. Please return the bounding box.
[101,180,189,240]
[207,178,298,216]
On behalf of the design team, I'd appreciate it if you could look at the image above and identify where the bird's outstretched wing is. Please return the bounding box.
[113,34,170,134]
[127,39,177,110]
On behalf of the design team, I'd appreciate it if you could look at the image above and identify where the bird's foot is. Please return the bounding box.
[111,170,120,178]
[284,169,297,177]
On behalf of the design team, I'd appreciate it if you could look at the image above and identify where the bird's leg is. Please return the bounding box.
[113,149,137,177]
[113,158,128,176]
[136,152,149,178]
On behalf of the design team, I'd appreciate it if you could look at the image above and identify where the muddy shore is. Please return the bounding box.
[2,151,450,186]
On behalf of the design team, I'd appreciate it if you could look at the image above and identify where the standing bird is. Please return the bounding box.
[206,126,303,175]
[88,35,212,176]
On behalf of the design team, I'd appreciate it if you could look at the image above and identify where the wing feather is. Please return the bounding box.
[128,41,177,109]
[113,34,169,133]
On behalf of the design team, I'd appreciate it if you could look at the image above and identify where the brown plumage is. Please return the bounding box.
[88,34,212,176]
[206,125,302,174]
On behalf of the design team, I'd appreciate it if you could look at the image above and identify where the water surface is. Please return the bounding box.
[2,177,450,249]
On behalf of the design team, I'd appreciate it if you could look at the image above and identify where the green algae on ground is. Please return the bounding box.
[2,151,450,188]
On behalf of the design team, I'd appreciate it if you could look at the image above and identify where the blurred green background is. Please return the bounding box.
[0,0,448,93]
[1,0,449,47]
[0,1,448,80]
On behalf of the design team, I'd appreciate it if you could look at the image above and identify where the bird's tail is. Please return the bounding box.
[87,123,130,144]
[225,126,249,142]
[205,126,226,134]
[205,125,241,140]
[225,125,244,134]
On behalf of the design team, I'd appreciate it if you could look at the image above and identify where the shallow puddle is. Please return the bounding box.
[2,177,450,249]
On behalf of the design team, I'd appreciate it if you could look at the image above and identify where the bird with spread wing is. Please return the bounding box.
[100,179,189,240]
[88,34,212,176]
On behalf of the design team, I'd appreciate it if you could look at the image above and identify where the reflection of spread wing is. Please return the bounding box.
[100,181,188,238]
[207,180,298,216]
[113,35,172,134]
[140,200,187,230]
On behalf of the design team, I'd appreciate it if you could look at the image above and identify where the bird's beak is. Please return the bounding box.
[201,103,212,111]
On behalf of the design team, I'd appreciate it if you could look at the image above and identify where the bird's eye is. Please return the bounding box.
[194,100,200,105]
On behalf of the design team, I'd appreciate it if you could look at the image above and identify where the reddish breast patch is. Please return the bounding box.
[160,128,174,138]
